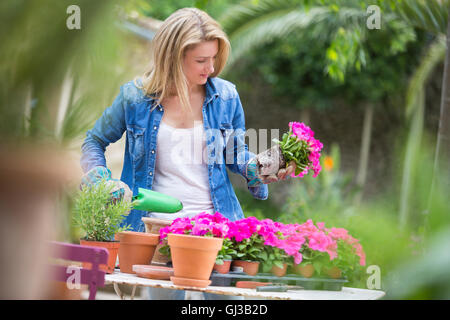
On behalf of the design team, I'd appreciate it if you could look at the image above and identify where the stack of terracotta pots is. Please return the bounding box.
[117,231,159,274]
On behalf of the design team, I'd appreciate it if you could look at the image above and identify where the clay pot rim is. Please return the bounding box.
[142,217,173,226]
[233,259,260,264]
[170,276,211,288]
[133,265,174,280]
[236,281,272,289]
[80,239,120,247]
[214,259,232,265]
[118,231,159,245]
[168,233,223,250]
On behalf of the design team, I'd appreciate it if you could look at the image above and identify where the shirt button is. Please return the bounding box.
[153,126,157,130]
[151,150,155,154]
[159,107,163,111]
[149,172,153,176]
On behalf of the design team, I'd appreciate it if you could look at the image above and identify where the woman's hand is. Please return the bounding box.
[260,161,296,184]
[81,166,133,203]
[246,157,296,186]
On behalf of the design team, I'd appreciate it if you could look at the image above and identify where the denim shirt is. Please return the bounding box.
[80,77,268,231]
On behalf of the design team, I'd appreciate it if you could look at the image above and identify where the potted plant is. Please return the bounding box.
[292,248,328,278]
[213,237,236,274]
[253,122,323,179]
[322,227,366,279]
[228,217,266,276]
[73,178,132,273]
[260,245,290,277]
[255,218,304,278]
[159,212,229,288]
[142,217,172,265]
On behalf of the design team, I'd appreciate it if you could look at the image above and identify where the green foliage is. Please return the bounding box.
[273,129,312,175]
[279,144,356,221]
[216,237,238,264]
[223,0,425,112]
[0,0,129,144]
[385,173,450,299]
[276,145,417,288]
[260,245,290,272]
[394,0,450,35]
[134,0,241,20]
[298,248,330,276]
[328,239,364,279]
[72,179,132,242]
[231,233,266,262]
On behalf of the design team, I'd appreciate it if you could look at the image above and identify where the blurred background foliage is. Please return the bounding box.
[1,0,449,298]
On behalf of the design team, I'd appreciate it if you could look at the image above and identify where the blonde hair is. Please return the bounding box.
[135,8,230,112]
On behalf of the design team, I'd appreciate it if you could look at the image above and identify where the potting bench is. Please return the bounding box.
[104,270,386,300]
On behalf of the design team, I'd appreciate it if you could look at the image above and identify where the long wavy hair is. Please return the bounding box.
[135,8,230,112]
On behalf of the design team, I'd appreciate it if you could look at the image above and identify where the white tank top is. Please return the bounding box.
[149,120,215,220]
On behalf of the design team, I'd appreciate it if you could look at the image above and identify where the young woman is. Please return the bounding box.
[80,8,295,300]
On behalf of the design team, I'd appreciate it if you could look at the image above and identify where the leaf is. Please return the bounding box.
[260,251,268,261]
[274,260,284,269]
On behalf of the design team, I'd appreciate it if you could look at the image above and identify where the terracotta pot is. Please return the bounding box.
[142,217,172,265]
[293,263,315,278]
[235,281,272,289]
[117,231,159,274]
[132,265,174,280]
[325,266,342,279]
[170,276,211,288]
[213,259,231,274]
[271,263,288,277]
[79,239,120,274]
[168,234,223,282]
[232,260,260,276]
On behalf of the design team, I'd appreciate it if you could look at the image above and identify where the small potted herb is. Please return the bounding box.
[73,178,132,273]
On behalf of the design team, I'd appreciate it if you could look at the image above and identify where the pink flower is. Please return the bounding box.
[287,122,323,178]
[159,211,232,241]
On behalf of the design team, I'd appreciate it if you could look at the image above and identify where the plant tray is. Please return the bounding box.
[210,271,348,291]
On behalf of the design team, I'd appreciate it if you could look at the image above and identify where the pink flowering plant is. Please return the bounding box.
[226,217,266,262]
[158,211,365,279]
[256,219,294,272]
[273,122,323,178]
[323,227,366,278]
[158,212,231,259]
[216,237,238,265]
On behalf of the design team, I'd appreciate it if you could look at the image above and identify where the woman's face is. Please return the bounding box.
[183,39,218,88]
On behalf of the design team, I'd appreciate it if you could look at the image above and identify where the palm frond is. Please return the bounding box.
[396,0,449,34]
[224,5,370,68]
[405,35,446,119]
[399,35,446,227]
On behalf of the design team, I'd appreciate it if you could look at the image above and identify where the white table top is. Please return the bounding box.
[105,270,385,300]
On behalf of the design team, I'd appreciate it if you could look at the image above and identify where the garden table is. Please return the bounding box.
[104,270,385,300]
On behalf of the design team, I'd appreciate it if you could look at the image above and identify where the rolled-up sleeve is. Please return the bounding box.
[224,92,268,200]
[80,86,127,174]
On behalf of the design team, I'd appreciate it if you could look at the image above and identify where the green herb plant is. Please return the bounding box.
[73,178,132,242]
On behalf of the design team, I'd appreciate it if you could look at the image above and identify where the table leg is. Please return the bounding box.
[130,285,137,300]
[113,283,137,300]
[113,283,124,300]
